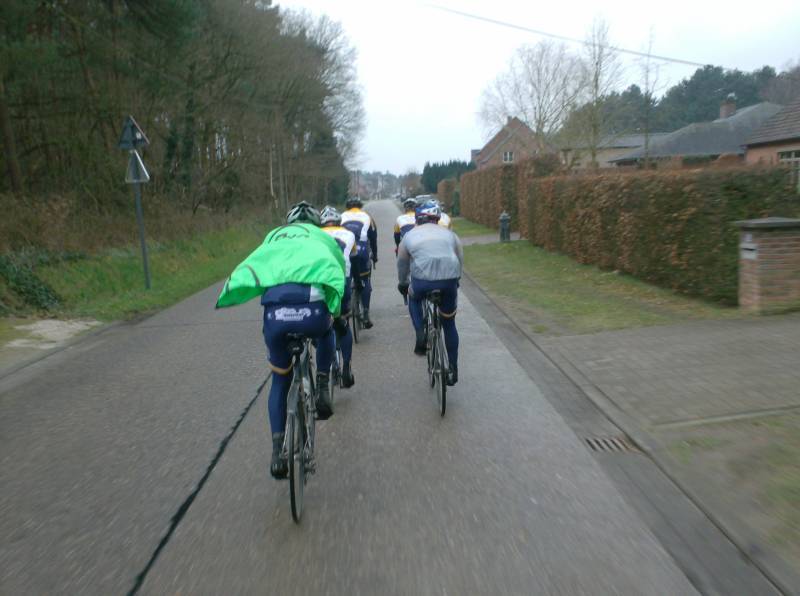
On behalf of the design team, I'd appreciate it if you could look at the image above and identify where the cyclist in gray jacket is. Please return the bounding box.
[396,200,463,385]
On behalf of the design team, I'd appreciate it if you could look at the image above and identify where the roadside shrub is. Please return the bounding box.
[461,163,798,304]
[525,167,799,304]
[461,154,561,230]
[436,178,457,212]
[0,254,61,311]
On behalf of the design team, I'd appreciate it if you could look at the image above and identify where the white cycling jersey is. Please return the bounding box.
[322,226,356,277]
[438,212,452,229]
[394,212,416,239]
[341,208,373,243]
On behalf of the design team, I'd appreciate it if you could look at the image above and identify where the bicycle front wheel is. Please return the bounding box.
[288,408,305,523]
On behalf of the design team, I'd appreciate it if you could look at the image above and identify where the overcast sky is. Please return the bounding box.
[276,0,800,174]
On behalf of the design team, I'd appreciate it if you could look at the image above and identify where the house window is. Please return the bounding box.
[779,150,800,191]
[502,151,514,163]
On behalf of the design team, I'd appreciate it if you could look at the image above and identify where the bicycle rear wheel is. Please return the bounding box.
[288,406,305,523]
[435,326,447,417]
[425,309,436,388]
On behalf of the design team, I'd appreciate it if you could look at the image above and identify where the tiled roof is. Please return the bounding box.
[613,102,783,162]
[564,133,670,151]
[745,95,800,146]
[476,117,538,164]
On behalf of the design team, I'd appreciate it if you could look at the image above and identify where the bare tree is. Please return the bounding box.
[762,58,800,105]
[638,28,663,167]
[478,40,585,139]
[581,17,623,168]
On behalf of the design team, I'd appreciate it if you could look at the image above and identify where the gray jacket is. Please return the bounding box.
[397,223,463,282]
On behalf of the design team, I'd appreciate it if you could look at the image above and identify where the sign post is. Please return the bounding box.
[118,116,152,289]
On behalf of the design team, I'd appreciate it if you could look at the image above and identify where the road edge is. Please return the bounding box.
[460,267,797,596]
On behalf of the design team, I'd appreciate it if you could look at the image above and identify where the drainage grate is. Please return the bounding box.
[584,436,638,453]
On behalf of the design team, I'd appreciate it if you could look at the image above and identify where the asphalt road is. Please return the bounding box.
[1,200,697,595]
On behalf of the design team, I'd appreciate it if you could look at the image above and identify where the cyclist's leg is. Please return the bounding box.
[263,306,294,478]
[407,278,427,354]
[360,267,372,309]
[438,279,460,384]
[350,255,362,289]
[338,282,354,363]
[306,308,335,418]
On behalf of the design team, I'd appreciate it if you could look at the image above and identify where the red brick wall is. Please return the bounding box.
[739,227,800,313]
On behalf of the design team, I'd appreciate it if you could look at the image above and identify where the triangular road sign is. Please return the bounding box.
[126,150,150,184]
[118,115,150,150]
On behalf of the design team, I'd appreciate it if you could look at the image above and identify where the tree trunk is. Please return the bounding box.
[0,79,24,194]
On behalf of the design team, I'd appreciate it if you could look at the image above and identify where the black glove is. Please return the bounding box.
[397,282,409,297]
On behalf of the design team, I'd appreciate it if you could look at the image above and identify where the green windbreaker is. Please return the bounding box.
[215,223,346,316]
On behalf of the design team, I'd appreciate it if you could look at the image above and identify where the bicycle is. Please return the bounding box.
[330,324,345,392]
[283,333,319,523]
[422,290,448,416]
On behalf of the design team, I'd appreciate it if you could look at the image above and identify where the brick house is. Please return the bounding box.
[471,117,548,170]
[612,98,782,167]
[744,95,800,189]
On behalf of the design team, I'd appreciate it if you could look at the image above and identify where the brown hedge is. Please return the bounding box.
[436,178,457,212]
[461,155,560,231]
[461,163,799,304]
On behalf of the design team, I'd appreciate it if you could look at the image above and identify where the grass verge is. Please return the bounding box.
[452,217,496,238]
[35,224,262,320]
[464,240,740,335]
[664,412,800,568]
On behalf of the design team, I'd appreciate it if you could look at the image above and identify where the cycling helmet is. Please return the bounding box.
[402,197,417,211]
[286,201,321,226]
[319,205,342,226]
[345,196,363,209]
[415,200,441,225]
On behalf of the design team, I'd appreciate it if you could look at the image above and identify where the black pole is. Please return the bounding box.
[133,181,151,289]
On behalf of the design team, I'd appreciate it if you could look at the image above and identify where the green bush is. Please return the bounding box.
[0,254,61,311]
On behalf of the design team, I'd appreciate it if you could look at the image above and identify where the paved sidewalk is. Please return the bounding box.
[539,314,800,592]
[540,315,800,429]
[459,232,520,246]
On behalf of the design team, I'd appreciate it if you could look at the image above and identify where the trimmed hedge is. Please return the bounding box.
[436,178,457,212]
[461,163,799,304]
[461,155,561,231]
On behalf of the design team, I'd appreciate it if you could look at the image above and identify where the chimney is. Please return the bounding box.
[719,93,737,119]
[507,116,513,126]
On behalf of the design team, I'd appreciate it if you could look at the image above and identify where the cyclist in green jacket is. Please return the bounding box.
[216,202,345,479]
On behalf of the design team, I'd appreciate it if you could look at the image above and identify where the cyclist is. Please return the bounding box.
[396,200,463,386]
[394,197,417,254]
[320,206,356,388]
[216,201,345,479]
[341,197,378,328]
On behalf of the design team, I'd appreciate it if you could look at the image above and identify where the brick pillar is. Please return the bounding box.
[735,217,800,314]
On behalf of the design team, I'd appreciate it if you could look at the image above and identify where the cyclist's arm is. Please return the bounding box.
[393,221,401,248]
[454,234,464,266]
[368,218,378,260]
[396,240,411,283]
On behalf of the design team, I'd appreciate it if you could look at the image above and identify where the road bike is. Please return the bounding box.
[283,333,319,523]
[423,290,448,416]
